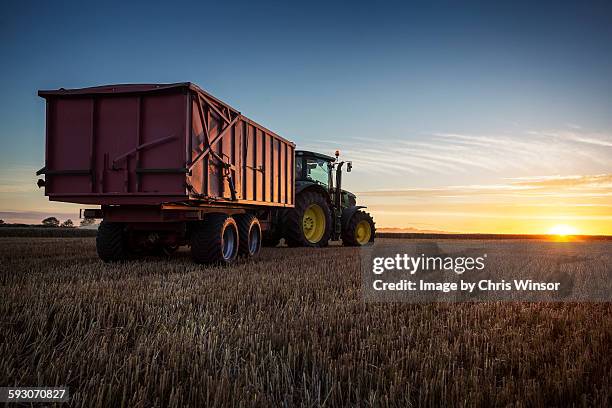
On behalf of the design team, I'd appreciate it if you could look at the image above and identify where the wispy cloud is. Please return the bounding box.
[301,126,612,178]
[357,173,612,199]
[527,129,612,148]
[507,174,612,189]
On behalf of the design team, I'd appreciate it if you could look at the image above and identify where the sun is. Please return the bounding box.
[548,224,578,236]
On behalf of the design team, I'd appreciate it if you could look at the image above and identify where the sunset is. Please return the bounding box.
[1,3,611,236]
[358,172,612,235]
[548,224,578,236]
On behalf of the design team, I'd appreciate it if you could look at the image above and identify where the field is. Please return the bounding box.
[0,227,97,238]
[1,236,611,407]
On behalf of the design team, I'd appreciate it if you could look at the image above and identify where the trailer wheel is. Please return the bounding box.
[234,214,262,257]
[284,191,332,247]
[96,221,128,262]
[342,210,375,246]
[191,214,239,264]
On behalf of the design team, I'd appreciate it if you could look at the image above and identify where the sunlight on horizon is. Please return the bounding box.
[547,224,578,236]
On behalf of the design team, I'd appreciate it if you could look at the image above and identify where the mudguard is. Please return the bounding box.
[295,181,331,203]
[341,205,367,231]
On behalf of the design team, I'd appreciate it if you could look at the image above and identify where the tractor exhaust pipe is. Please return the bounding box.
[333,150,351,210]
[335,162,343,210]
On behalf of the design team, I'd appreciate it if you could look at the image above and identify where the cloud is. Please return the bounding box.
[527,130,612,148]
[301,126,612,178]
[372,209,612,221]
[356,173,612,199]
[507,174,612,189]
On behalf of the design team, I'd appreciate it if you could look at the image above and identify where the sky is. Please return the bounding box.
[0,0,611,234]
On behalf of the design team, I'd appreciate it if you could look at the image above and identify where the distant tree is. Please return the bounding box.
[61,219,74,228]
[80,217,96,227]
[0,219,4,224]
[42,216,60,227]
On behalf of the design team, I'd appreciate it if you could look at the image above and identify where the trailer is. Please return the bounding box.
[37,83,295,263]
[37,82,375,264]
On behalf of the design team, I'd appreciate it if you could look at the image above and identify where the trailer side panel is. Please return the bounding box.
[39,83,295,208]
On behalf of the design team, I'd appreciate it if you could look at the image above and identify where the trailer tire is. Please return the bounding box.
[342,210,375,246]
[284,190,332,247]
[234,214,262,258]
[191,214,239,264]
[96,221,128,262]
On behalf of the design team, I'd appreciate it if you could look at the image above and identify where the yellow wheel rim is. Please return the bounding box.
[355,220,372,245]
[303,204,326,243]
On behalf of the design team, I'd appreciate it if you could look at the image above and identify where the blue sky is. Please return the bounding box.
[1,0,611,232]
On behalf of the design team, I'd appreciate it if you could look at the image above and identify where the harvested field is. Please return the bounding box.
[1,237,611,407]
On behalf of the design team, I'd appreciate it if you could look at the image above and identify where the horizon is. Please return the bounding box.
[1,0,611,235]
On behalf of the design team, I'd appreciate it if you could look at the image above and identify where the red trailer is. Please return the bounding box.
[37,83,295,263]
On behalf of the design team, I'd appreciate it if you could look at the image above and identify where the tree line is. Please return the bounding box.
[40,217,96,227]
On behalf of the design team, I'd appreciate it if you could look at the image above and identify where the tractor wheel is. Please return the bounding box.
[234,214,262,258]
[342,210,375,246]
[96,221,128,262]
[191,214,239,264]
[284,190,332,247]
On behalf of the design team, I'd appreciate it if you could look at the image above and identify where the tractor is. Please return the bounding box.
[265,150,376,247]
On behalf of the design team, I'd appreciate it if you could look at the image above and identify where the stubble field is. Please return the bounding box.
[1,237,610,407]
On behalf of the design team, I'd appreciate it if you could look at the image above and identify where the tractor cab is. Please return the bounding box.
[295,150,334,187]
[295,150,356,209]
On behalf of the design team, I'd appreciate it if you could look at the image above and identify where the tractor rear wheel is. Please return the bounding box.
[342,210,375,246]
[96,221,128,262]
[191,214,239,264]
[234,214,262,258]
[285,191,332,247]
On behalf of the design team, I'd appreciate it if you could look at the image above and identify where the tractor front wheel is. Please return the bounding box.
[342,210,375,246]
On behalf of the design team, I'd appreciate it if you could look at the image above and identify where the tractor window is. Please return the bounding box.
[306,159,329,186]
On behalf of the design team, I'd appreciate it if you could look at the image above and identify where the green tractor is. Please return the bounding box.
[265,150,376,247]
